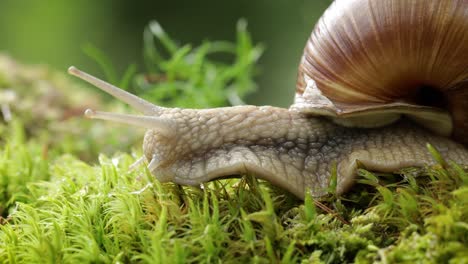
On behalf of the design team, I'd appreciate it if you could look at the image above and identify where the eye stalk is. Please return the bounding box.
[68,67,177,138]
[68,66,162,114]
[84,108,176,137]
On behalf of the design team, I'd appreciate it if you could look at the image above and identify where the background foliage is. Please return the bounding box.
[0,0,330,106]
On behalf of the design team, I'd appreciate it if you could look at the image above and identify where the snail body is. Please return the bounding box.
[69,0,468,199]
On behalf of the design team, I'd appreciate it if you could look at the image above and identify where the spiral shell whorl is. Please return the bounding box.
[296,0,468,143]
[297,0,468,103]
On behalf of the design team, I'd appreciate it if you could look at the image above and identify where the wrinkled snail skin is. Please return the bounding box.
[140,106,468,199]
[68,0,468,199]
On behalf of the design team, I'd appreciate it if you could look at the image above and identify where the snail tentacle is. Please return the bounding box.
[147,154,161,172]
[84,109,176,137]
[128,156,146,172]
[68,66,163,114]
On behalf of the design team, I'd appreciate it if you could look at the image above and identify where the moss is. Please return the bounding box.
[0,120,467,263]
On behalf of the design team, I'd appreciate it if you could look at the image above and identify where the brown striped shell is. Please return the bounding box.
[292,0,468,145]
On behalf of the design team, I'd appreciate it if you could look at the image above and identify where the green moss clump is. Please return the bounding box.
[0,121,467,263]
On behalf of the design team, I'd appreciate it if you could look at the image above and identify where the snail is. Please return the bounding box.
[69,0,468,199]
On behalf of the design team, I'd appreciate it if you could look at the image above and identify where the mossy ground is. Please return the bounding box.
[1,120,467,263]
[0,22,467,263]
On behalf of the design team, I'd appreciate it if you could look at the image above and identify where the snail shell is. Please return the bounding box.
[294,0,468,144]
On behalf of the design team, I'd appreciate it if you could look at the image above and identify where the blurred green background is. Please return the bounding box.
[0,0,330,106]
